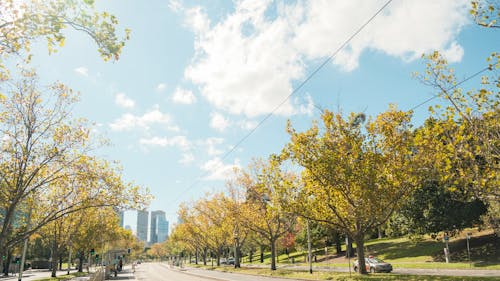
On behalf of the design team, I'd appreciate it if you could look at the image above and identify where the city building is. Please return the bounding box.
[150,210,169,244]
[136,209,149,242]
[118,210,125,228]
[157,215,169,243]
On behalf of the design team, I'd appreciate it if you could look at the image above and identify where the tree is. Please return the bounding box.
[0,0,130,78]
[174,194,233,266]
[284,108,415,274]
[388,179,487,236]
[0,71,150,274]
[470,0,500,28]
[416,49,499,233]
[235,157,297,270]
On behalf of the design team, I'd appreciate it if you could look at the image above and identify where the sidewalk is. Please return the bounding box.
[105,265,136,281]
[0,265,137,281]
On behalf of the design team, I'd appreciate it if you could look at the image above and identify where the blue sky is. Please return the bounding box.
[27,0,498,233]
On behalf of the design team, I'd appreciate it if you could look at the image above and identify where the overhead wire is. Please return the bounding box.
[408,66,491,112]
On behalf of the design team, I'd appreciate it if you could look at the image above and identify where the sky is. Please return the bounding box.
[26,0,499,234]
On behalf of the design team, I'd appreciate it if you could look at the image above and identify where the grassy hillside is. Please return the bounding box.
[242,229,499,270]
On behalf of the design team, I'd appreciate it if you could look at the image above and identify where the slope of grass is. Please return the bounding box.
[193,265,500,281]
[238,229,499,270]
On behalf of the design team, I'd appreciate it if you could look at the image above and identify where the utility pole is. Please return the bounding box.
[307,220,312,274]
[18,208,32,281]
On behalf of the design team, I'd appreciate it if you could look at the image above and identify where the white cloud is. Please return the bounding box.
[184,0,469,117]
[114,93,135,109]
[168,0,183,13]
[172,87,197,104]
[184,6,210,33]
[441,41,464,63]
[139,135,190,150]
[204,137,224,156]
[156,83,167,92]
[109,105,178,132]
[201,157,240,181]
[238,120,258,130]
[179,152,195,165]
[209,112,230,132]
[295,94,314,116]
[74,67,88,77]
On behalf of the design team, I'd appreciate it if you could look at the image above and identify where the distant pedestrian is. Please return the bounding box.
[118,257,123,272]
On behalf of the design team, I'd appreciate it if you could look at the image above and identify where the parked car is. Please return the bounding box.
[220,257,235,265]
[353,256,392,273]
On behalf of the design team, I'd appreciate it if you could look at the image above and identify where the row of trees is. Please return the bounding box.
[1,0,150,277]
[165,2,499,275]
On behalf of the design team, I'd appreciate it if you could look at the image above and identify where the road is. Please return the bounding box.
[134,263,303,281]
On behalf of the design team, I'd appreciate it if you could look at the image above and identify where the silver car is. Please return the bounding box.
[353,256,392,273]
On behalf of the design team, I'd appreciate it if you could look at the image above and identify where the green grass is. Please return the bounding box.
[34,271,88,281]
[191,265,499,281]
[202,229,499,271]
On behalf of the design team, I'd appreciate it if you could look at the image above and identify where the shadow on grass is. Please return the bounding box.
[368,233,498,267]
[368,240,442,260]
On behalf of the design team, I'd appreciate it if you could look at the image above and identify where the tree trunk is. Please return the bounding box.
[3,251,12,276]
[335,234,342,254]
[203,248,207,266]
[270,239,277,271]
[354,233,367,275]
[77,251,84,273]
[260,245,264,263]
[347,237,355,257]
[234,239,241,268]
[249,250,253,263]
[51,241,58,277]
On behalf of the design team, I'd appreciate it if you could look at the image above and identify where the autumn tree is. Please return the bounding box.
[416,45,499,233]
[225,175,256,268]
[284,108,415,274]
[470,0,500,28]
[0,71,150,273]
[0,0,130,78]
[173,195,233,266]
[235,157,297,270]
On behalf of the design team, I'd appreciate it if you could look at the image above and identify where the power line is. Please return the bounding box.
[408,66,490,112]
[169,0,394,206]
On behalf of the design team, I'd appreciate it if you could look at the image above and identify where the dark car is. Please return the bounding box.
[353,256,392,273]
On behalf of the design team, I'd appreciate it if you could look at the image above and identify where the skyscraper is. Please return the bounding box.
[118,210,125,228]
[137,209,149,242]
[157,216,169,243]
[150,210,168,244]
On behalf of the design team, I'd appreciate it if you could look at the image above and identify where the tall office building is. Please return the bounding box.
[157,216,169,243]
[118,210,125,228]
[150,210,169,244]
[136,210,149,242]
[113,207,125,228]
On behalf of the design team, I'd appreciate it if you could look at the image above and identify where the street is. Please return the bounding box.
[134,263,303,281]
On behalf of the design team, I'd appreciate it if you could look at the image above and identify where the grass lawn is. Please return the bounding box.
[34,271,88,281]
[201,228,499,271]
[190,265,499,281]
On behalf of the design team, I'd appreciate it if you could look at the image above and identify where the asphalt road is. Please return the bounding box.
[134,262,500,280]
[134,263,303,281]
